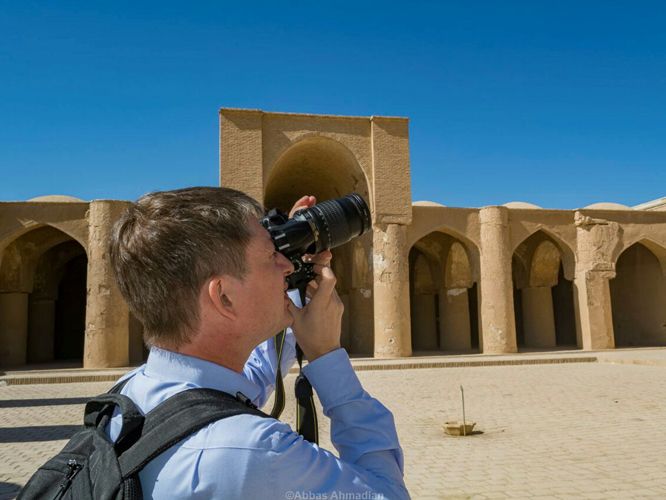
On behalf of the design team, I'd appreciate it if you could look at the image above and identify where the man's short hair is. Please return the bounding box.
[109,187,263,348]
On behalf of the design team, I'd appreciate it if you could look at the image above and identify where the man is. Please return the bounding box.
[107,187,409,499]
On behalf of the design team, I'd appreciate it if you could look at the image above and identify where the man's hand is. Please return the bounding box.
[286,195,342,361]
[288,263,343,362]
[289,195,317,218]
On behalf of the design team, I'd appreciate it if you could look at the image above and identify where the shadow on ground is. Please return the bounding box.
[0,398,91,408]
[0,481,22,499]
[0,425,80,443]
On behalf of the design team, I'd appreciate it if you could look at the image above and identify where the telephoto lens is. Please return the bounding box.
[261,193,372,291]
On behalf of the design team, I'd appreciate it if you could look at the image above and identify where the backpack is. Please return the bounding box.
[18,380,268,500]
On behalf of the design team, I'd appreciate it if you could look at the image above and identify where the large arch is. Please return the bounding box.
[0,226,88,367]
[512,231,578,350]
[264,135,373,355]
[610,242,666,347]
[409,231,479,354]
[265,135,371,212]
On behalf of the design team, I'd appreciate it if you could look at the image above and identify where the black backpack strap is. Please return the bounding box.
[118,388,269,478]
[84,393,145,452]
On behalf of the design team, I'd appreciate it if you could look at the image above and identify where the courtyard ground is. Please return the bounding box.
[1,349,665,499]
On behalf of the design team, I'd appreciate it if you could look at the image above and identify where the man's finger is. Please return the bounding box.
[289,195,317,218]
[307,250,333,267]
[306,283,317,300]
[310,266,337,301]
[311,263,331,273]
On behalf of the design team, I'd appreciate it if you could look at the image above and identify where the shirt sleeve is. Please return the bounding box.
[264,348,409,499]
[242,329,297,408]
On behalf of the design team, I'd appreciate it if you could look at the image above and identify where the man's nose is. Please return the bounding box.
[280,253,295,275]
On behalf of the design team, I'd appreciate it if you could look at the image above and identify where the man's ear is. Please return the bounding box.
[208,278,236,320]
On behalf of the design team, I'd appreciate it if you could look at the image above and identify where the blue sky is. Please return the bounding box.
[1,1,664,208]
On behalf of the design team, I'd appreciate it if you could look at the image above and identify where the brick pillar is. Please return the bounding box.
[522,286,556,347]
[479,206,517,353]
[84,201,131,368]
[573,212,618,350]
[574,270,616,350]
[373,223,411,358]
[27,297,56,362]
[0,292,29,366]
[439,287,472,351]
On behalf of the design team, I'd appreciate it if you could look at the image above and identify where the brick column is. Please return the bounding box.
[573,212,619,350]
[27,297,56,362]
[439,287,472,350]
[84,201,131,368]
[574,270,616,350]
[479,206,517,353]
[522,286,556,347]
[0,292,29,366]
[373,223,411,358]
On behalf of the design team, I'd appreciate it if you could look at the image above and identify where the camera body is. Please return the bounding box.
[260,193,371,292]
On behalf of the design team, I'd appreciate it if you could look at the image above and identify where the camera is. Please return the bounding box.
[260,193,372,292]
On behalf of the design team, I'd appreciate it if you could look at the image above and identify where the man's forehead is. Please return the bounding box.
[249,219,274,248]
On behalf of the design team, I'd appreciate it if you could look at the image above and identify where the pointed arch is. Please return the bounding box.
[611,237,666,277]
[0,222,88,256]
[512,228,575,281]
[409,229,479,354]
[0,226,88,367]
[0,225,87,292]
[408,226,480,283]
[610,241,666,347]
[512,229,578,350]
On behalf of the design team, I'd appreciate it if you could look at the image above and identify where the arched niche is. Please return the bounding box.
[0,225,74,293]
[409,248,438,351]
[409,231,479,354]
[410,230,479,283]
[610,242,666,347]
[0,221,88,257]
[445,242,473,289]
[530,241,561,288]
[264,135,370,212]
[0,227,88,367]
[264,135,373,355]
[611,237,666,277]
[512,230,578,350]
[512,228,575,281]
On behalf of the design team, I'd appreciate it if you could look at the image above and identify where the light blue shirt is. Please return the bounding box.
[107,333,409,499]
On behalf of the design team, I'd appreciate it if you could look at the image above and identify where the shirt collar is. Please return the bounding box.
[144,347,261,402]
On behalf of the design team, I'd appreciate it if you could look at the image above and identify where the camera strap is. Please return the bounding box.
[294,345,319,444]
[269,331,319,444]
[269,329,287,419]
